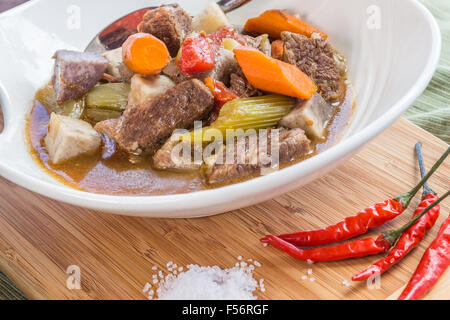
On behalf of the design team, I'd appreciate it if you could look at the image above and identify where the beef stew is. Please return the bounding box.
[26,3,355,196]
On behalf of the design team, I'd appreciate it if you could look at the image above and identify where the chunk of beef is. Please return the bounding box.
[45,113,101,164]
[279,93,333,140]
[244,34,271,56]
[95,79,214,155]
[230,70,261,97]
[281,32,345,102]
[163,48,238,85]
[195,48,239,85]
[203,108,220,126]
[52,50,108,104]
[203,128,310,184]
[153,133,203,172]
[162,59,187,84]
[138,4,192,56]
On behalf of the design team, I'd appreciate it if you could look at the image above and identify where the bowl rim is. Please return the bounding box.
[0,0,442,216]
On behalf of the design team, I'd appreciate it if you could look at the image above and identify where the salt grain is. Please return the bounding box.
[152,266,157,270]
[237,256,243,261]
[263,243,268,247]
[259,279,265,292]
[309,277,315,282]
[253,261,262,267]
[143,283,151,293]
[307,259,314,265]
[178,267,183,272]
[307,268,313,275]
[301,275,307,280]
[154,262,262,300]
[152,279,158,284]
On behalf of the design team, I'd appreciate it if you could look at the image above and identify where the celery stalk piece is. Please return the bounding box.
[86,83,131,111]
[59,98,85,119]
[84,108,122,123]
[183,95,295,142]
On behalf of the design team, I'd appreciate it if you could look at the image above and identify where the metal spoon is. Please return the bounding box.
[85,0,251,54]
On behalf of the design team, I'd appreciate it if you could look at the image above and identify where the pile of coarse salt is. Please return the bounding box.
[143,257,264,300]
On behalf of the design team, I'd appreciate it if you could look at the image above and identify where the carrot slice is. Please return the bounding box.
[233,46,317,100]
[244,10,327,39]
[122,33,170,75]
[271,40,284,59]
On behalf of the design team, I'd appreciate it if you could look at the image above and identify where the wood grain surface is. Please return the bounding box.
[0,118,448,300]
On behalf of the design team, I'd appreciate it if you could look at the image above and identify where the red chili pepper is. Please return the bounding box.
[398,214,450,300]
[264,235,390,262]
[178,34,215,76]
[263,193,448,262]
[263,199,403,246]
[353,143,440,281]
[207,27,247,47]
[261,147,450,247]
[352,193,439,281]
[205,77,239,109]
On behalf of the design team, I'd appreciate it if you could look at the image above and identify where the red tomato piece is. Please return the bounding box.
[205,77,239,109]
[178,34,215,75]
[207,27,247,47]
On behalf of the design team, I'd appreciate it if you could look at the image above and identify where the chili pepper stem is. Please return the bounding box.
[394,146,449,208]
[415,142,435,196]
[382,190,449,246]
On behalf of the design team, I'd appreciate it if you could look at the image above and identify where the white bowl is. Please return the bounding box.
[0,0,440,217]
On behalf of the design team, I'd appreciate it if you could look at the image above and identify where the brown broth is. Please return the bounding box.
[26,85,354,196]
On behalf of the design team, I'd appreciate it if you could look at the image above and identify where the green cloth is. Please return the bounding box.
[0,0,448,300]
[0,272,26,300]
[404,0,450,144]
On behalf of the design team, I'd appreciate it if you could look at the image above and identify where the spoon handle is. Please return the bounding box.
[217,0,252,13]
[85,1,252,53]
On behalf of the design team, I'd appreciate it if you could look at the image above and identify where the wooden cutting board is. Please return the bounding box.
[0,118,448,300]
